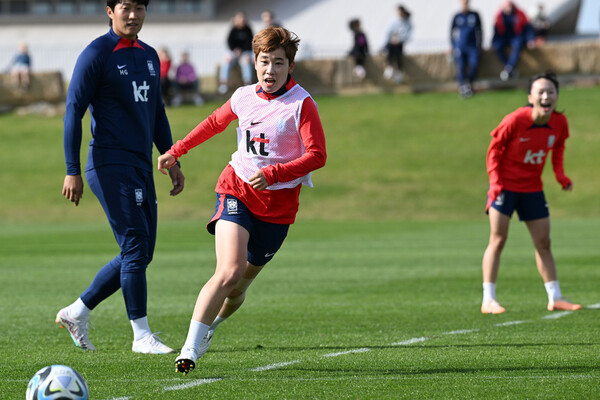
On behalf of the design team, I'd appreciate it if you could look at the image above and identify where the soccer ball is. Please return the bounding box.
[26,365,88,400]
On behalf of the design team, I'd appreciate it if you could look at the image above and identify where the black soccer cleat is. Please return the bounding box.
[175,358,196,375]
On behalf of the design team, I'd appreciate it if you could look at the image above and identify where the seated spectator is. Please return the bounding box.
[450,0,483,98]
[158,47,174,106]
[172,51,204,107]
[382,5,412,84]
[218,11,254,95]
[531,3,550,45]
[492,0,536,81]
[348,18,369,80]
[10,41,32,92]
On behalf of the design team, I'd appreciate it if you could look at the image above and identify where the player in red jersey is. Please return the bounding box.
[481,71,582,314]
[157,26,326,374]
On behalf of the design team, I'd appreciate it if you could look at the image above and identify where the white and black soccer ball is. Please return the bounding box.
[26,365,88,400]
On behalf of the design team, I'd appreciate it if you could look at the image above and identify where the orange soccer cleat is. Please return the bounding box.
[547,299,582,311]
[481,299,506,314]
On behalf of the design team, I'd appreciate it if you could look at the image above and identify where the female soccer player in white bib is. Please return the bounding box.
[158,26,326,374]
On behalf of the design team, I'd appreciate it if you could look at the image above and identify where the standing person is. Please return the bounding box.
[450,0,482,98]
[481,71,581,315]
[492,0,536,81]
[157,26,327,375]
[218,11,254,95]
[57,0,185,354]
[383,4,412,83]
[348,18,369,80]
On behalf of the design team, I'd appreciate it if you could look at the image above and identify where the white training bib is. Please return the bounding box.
[229,84,314,190]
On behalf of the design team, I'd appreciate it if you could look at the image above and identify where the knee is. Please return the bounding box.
[213,265,245,290]
[488,235,507,252]
[534,236,551,252]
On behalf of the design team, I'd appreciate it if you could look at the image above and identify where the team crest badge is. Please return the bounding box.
[147,60,156,76]
[135,188,144,205]
[547,135,555,148]
[227,198,239,215]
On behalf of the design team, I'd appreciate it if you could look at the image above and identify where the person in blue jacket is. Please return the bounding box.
[492,0,536,81]
[450,0,482,98]
[56,0,185,354]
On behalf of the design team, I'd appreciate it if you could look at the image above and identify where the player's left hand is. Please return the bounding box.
[158,153,176,175]
[168,164,185,196]
[249,170,268,191]
[562,181,573,192]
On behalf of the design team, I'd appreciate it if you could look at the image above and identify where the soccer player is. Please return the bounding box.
[157,26,327,375]
[56,0,185,353]
[481,71,582,314]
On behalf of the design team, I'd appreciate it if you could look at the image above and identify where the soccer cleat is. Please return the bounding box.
[174,329,214,375]
[55,308,96,351]
[481,299,506,314]
[197,329,214,359]
[547,299,582,311]
[132,333,175,354]
[175,347,198,375]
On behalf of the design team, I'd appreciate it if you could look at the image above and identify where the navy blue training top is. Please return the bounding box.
[64,29,173,175]
[450,11,482,50]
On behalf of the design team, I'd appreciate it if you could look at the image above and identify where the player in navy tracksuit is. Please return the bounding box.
[450,0,482,98]
[56,0,185,354]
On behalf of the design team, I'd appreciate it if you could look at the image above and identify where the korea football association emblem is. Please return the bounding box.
[147,60,156,76]
[226,198,239,215]
[135,188,144,205]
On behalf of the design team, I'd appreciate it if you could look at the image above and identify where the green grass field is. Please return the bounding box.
[1,86,599,399]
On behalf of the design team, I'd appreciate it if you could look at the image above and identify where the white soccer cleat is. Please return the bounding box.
[55,307,96,351]
[132,333,175,354]
[197,329,214,359]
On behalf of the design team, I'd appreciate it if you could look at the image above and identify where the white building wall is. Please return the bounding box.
[0,0,594,81]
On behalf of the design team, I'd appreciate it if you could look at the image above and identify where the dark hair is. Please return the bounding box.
[528,70,559,94]
[107,0,149,9]
[349,18,360,31]
[398,5,411,18]
[107,0,149,26]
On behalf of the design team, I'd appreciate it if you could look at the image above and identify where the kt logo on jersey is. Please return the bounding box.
[132,81,150,102]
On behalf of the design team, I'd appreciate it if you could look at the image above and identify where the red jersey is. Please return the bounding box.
[168,79,326,224]
[487,106,571,196]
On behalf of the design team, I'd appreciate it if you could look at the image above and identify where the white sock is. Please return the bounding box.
[210,315,227,331]
[183,320,210,350]
[69,298,91,319]
[130,316,152,341]
[544,280,562,303]
[483,282,497,302]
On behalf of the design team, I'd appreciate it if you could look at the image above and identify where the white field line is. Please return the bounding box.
[443,329,480,335]
[494,320,529,327]
[392,337,428,346]
[163,378,223,391]
[152,302,593,394]
[322,348,371,357]
[249,360,301,372]
[542,311,572,319]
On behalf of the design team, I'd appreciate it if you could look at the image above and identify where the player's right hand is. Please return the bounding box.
[63,175,84,206]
